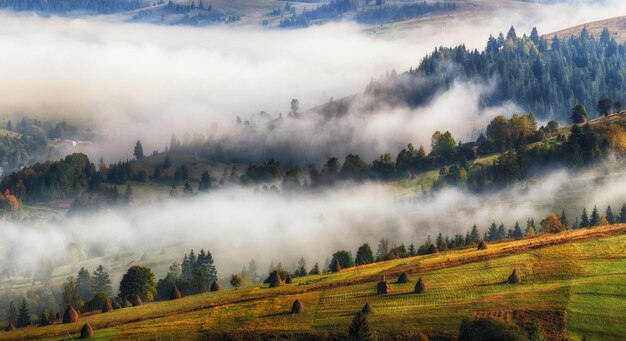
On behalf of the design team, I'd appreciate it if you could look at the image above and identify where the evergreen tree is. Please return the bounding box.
[76,267,93,301]
[513,221,523,238]
[560,210,569,228]
[606,205,616,224]
[487,222,498,241]
[248,260,258,283]
[375,239,389,261]
[309,263,321,275]
[497,224,506,240]
[408,243,417,256]
[92,265,113,296]
[294,257,307,277]
[16,298,30,328]
[7,301,17,324]
[133,140,144,160]
[436,233,445,249]
[347,312,372,341]
[470,224,480,243]
[619,204,626,223]
[590,206,600,226]
[580,208,590,228]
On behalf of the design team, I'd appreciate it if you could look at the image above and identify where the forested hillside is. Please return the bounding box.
[0,0,146,14]
[366,27,625,121]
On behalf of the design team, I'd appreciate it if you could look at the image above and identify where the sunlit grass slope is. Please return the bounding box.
[3,225,625,340]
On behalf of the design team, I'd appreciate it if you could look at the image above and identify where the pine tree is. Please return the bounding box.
[580,208,590,228]
[590,206,600,226]
[76,267,93,301]
[497,224,506,240]
[16,298,31,328]
[348,312,372,341]
[309,263,321,275]
[513,221,523,238]
[63,277,82,309]
[7,301,17,324]
[295,257,307,277]
[92,265,113,296]
[133,140,144,160]
[487,222,498,241]
[436,233,445,249]
[248,260,258,283]
[408,243,416,256]
[606,205,615,224]
[560,210,569,227]
[470,224,480,243]
[619,204,626,223]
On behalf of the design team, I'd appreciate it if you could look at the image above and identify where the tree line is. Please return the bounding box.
[355,1,456,25]
[0,0,147,14]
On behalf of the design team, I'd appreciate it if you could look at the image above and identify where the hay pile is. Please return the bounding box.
[285,275,293,284]
[477,241,488,250]
[170,286,182,300]
[268,271,284,288]
[427,244,439,254]
[122,299,133,308]
[361,302,373,314]
[376,276,390,295]
[397,271,411,283]
[80,323,94,338]
[102,299,113,313]
[415,277,426,294]
[63,306,79,323]
[133,295,143,306]
[291,299,304,314]
[211,281,223,292]
[508,269,521,284]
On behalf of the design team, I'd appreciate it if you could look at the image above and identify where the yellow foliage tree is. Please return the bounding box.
[540,213,567,233]
[0,189,21,216]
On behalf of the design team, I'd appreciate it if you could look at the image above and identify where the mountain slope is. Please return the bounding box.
[3,225,625,340]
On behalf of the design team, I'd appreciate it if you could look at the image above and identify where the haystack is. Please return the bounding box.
[268,271,284,288]
[80,323,94,338]
[285,275,293,284]
[112,300,122,310]
[211,281,223,292]
[330,258,342,273]
[122,299,132,308]
[102,298,113,313]
[38,311,52,326]
[361,302,373,314]
[291,299,304,314]
[133,295,143,306]
[5,323,16,331]
[397,271,411,283]
[415,277,426,294]
[63,306,79,323]
[427,244,439,254]
[170,285,182,300]
[508,269,521,284]
[477,241,488,250]
[376,276,390,295]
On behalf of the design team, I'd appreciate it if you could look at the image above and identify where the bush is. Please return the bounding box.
[459,317,526,341]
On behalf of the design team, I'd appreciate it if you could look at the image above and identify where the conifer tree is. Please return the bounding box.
[76,267,93,301]
[590,206,600,226]
[560,210,569,227]
[580,208,590,228]
[309,263,321,275]
[7,301,17,324]
[92,265,113,296]
[619,204,626,223]
[513,221,523,238]
[16,298,31,328]
[606,205,615,224]
[348,312,372,341]
[470,224,480,243]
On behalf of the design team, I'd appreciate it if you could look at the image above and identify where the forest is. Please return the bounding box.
[366,27,625,121]
[355,1,456,25]
[0,0,147,14]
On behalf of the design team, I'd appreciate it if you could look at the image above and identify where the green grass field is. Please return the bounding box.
[3,225,625,340]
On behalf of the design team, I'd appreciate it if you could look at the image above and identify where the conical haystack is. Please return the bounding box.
[63,306,79,323]
[268,271,284,288]
[211,281,222,292]
[285,275,293,284]
[361,302,373,314]
[376,276,390,295]
[112,300,122,310]
[477,241,488,250]
[102,298,113,313]
[80,323,94,338]
[291,299,304,314]
[38,311,52,326]
[5,323,16,331]
[427,244,439,254]
[397,271,411,283]
[415,277,426,294]
[508,269,521,284]
[170,286,182,300]
[122,299,132,308]
[133,295,143,306]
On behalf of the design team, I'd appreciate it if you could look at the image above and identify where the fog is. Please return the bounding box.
[0,0,623,162]
[3,162,626,280]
